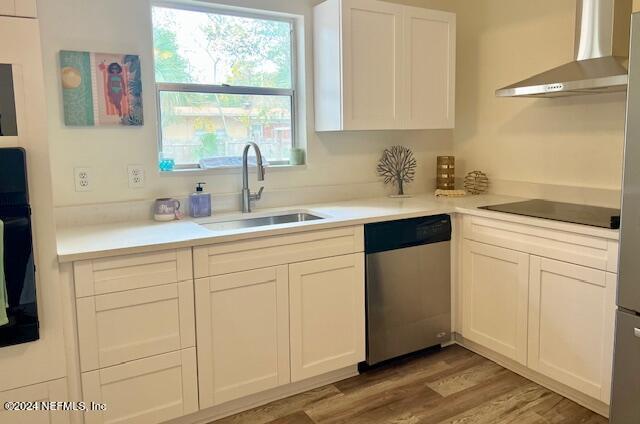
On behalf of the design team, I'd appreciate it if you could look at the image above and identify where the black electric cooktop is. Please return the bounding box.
[479,199,620,229]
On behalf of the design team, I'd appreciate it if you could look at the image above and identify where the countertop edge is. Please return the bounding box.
[56,201,620,263]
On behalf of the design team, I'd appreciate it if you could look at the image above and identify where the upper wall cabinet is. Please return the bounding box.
[0,0,37,18]
[313,0,456,131]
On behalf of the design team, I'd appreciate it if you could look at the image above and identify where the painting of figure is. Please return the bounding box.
[60,50,143,126]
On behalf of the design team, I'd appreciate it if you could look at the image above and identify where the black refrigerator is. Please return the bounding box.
[0,148,39,347]
[611,12,640,424]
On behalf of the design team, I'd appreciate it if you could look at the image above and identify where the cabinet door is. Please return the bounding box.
[528,257,616,402]
[76,282,195,371]
[289,253,365,381]
[0,379,69,424]
[403,7,455,129]
[342,0,403,130]
[195,266,290,408]
[462,240,529,364]
[82,349,198,424]
[0,0,15,17]
[14,0,36,18]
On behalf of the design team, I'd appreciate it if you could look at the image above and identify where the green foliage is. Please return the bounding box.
[194,132,224,159]
[153,26,191,83]
[202,14,292,90]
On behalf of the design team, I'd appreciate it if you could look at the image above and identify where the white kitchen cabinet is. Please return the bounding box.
[76,281,195,371]
[81,349,198,424]
[340,0,404,130]
[193,226,364,278]
[403,6,456,129]
[0,379,69,424]
[528,257,617,403]
[73,248,192,297]
[314,0,455,131]
[460,215,619,407]
[195,266,291,408]
[0,0,36,18]
[289,253,366,381]
[0,0,14,16]
[462,240,529,365]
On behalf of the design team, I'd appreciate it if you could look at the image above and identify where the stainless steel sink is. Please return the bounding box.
[200,212,324,231]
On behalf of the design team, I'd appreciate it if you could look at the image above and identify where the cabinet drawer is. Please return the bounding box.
[194,226,364,278]
[82,349,198,424]
[77,282,195,372]
[463,215,617,272]
[74,248,192,297]
[0,379,69,424]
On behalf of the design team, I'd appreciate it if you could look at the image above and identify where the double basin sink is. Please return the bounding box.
[199,211,325,232]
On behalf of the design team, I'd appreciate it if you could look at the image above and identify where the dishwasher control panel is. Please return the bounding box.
[364,215,451,254]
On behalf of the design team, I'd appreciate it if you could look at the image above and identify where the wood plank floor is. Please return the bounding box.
[212,345,608,424]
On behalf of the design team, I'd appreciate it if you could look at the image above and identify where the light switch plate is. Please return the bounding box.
[74,167,91,192]
[127,165,145,188]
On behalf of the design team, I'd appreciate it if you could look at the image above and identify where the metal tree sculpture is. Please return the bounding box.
[377,146,417,196]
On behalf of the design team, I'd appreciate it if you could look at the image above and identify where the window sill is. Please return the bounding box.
[159,163,307,176]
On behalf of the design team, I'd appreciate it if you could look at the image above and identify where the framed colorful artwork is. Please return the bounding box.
[59,51,143,126]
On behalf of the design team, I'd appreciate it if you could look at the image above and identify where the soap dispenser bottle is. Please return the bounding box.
[189,182,211,218]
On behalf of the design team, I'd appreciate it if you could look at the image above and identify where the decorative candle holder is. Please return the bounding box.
[437,156,455,190]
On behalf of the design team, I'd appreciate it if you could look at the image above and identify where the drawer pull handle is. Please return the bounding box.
[635,328,640,338]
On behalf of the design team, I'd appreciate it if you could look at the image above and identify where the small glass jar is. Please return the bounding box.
[290,148,306,166]
[159,154,175,172]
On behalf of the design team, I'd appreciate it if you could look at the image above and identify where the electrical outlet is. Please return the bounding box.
[127,165,145,188]
[74,167,91,192]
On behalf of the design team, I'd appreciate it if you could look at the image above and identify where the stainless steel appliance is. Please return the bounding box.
[496,0,633,98]
[479,199,620,229]
[610,12,640,423]
[365,215,451,365]
[0,148,38,347]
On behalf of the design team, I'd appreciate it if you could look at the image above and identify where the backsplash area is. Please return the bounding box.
[55,180,400,227]
[55,178,621,228]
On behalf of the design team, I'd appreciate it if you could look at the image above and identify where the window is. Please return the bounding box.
[152,4,296,169]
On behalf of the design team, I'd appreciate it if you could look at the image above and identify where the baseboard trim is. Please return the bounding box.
[453,334,610,418]
[166,366,358,424]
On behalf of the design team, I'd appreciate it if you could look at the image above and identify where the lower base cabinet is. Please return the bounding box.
[81,349,198,424]
[289,253,366,381]
[462,240,529,365]
[0,379,70,424]
[68,227,367,423]
[528,257,616,403]
[195,266,291,409]
[461,234,618,405]
[195,253,366,406]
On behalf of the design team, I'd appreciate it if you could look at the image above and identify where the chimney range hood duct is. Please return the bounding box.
[496,0,632,98]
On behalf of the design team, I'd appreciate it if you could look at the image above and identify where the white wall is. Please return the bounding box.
[453,0,631,205]
[38,0,457,209]
[39,0,639,212]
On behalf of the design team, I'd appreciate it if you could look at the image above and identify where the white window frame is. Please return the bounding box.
[152,2,299,170]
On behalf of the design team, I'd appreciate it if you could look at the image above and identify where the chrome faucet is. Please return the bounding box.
[241,142,265,213]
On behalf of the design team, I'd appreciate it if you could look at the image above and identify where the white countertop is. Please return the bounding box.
[56,194,620,263]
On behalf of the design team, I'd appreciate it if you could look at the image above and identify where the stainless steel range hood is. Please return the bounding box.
[496,0,633,98]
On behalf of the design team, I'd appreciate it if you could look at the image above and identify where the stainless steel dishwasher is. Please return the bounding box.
[365,215,451,365]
